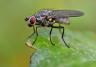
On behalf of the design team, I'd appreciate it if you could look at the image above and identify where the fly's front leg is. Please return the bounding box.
[25,25,38,48]
[28,25,36,39]
[25,25,35,48]
[32,27,38,45]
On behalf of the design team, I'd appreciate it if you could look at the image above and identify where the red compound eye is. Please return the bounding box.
[30,16,36,24]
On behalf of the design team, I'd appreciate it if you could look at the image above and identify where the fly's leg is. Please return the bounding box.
[32,27,38,45]
[26,26,38,47]
[50,25,70,48]
[25,25,35,47]
[61,26,70,48]
[27,25,35,39]
[49,27,55,46]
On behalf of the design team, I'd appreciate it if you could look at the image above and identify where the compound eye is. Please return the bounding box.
[30,16,36,24]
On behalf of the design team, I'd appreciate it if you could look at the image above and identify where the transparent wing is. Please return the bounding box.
[35,9,52,16]
[48,10,84,18]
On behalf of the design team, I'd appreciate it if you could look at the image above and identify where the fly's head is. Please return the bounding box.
[25,16,36,27]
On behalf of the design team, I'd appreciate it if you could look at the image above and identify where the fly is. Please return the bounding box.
[24,9,84,48]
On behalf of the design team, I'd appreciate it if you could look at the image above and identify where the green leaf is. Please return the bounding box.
[30,29,96,67]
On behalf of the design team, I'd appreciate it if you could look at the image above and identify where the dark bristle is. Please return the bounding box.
[25,17,29,21]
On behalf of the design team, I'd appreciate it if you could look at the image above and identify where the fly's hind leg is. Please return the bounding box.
[61,26,70,48]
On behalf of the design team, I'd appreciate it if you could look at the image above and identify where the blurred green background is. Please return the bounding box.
[0,0,96,67]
